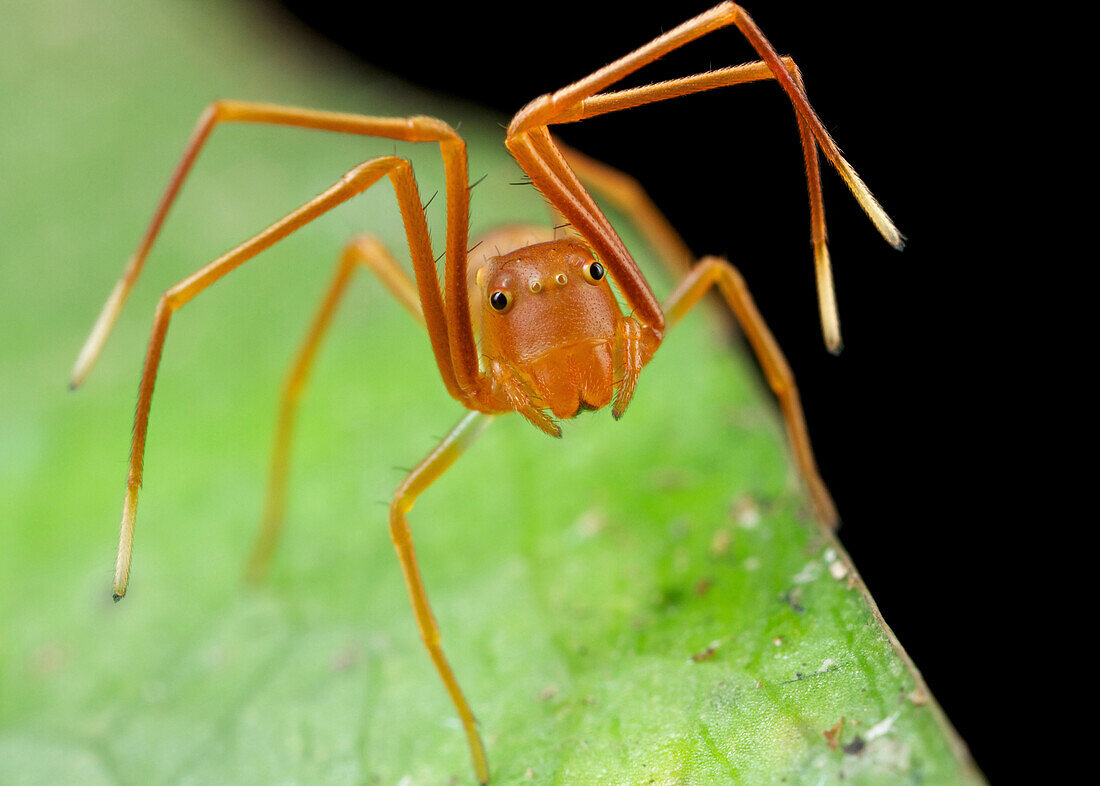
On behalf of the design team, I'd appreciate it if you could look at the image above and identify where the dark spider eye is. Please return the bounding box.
[489,290,512,312]
[583,261,605,284]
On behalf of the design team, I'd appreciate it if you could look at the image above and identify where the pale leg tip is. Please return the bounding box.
[69,365,89,391]
[821,324,843,355]
[70,345,99,390]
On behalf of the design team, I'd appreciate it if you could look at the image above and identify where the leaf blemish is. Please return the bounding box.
[792,561,823,584]
[690,640,721,662]
[781,588,805,613]
[731,495,761,528]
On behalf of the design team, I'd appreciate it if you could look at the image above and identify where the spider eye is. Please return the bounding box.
[489,290,513,312]
[583,261,605,284]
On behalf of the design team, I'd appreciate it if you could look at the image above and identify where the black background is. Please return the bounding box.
[264,1,1006,779]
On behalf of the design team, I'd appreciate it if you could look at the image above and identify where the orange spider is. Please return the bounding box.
[71,4,900,781]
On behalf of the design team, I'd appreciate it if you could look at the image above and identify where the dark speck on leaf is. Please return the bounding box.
[691,645,717,662]
[782,589,805,613]
[843,736,866,755]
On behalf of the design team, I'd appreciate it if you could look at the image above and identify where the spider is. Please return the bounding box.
[71,4,900,781]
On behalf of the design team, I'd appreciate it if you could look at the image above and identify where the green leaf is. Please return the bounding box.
[0,1,982,783]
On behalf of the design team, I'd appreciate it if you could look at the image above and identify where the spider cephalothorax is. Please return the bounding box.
[475,237,650,426]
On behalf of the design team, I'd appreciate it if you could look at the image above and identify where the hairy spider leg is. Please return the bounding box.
[506,3,901,354]
[110,155,460,602]
[246,235,424,582]
[390,410,493,784]
[239,229,503,779]
[554,144,836,528]
[101,154,495,782]
[665,256,838,527]
[509,128,665,344]
[553,57,831,346]
[70,101,477,395]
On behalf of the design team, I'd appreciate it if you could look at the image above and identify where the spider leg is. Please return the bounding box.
[71,100,475,389]
[112,155,463,601]
[612,317,646,419]
[552,56,834,346]
[94,105,496,781]
[390,410,493,784]
[245,235,423,582]
[506,4,900,352]
[665,256,838,528]
[487,358,561,437]
[508,127,666,346]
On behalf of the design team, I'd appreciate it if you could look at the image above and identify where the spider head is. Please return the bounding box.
[476,238,627,419]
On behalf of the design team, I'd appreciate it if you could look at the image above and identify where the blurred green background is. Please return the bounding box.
[1,1,982,783]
